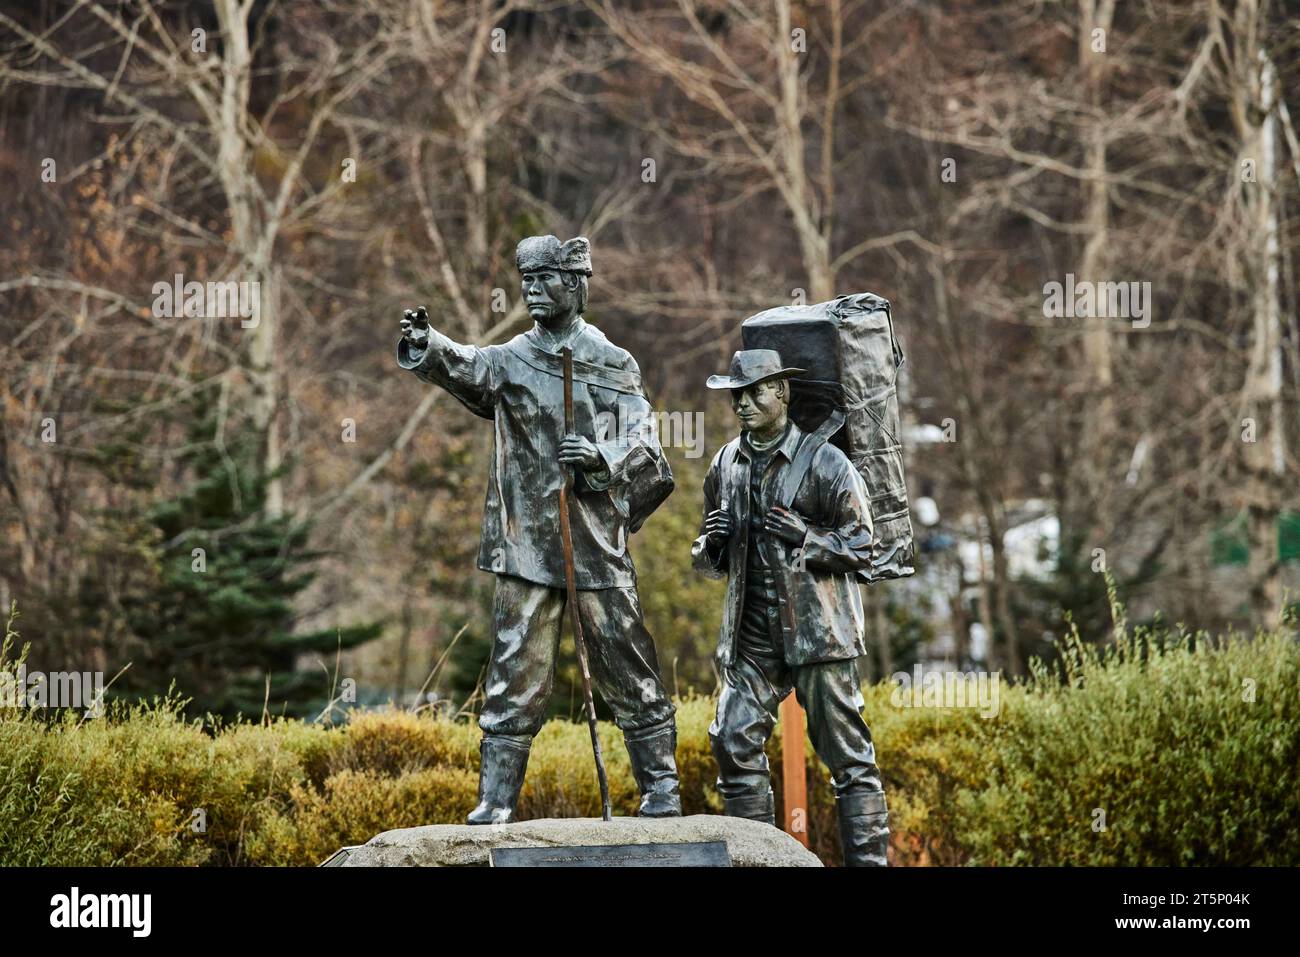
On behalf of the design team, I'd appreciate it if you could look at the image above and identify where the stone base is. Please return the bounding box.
[327,815,822,867]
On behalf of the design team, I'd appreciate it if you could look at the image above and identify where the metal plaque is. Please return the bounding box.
[319,846,360,867]
[490,841,731,868]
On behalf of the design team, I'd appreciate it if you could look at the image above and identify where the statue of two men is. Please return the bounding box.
[397,234,889,866]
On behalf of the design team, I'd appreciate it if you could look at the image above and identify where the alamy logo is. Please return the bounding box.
[594,399,704,459]
[890,667,1001,718]
[152,272,261,328]
[1042,273,1151,328]
[49,887,151,938]
[0,667,103,713]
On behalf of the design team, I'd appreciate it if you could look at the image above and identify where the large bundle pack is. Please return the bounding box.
[742,293,915,582]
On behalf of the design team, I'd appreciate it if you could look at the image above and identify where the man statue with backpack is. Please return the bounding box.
[692,347,891,866]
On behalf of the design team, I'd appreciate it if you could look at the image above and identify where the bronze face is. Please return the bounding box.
[521,268,580,328]
[731,378,788,441]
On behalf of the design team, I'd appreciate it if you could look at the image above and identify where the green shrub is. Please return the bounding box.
[0,704,210,866]
[244,766,478,866]
[949,622,1300,865]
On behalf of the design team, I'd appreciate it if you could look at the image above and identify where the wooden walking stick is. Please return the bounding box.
[557,346,613,821]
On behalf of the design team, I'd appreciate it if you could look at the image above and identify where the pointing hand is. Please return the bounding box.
[400,305,431,348]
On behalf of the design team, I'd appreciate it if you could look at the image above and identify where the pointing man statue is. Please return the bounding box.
[397,234,680,823]
[692,349,890,866]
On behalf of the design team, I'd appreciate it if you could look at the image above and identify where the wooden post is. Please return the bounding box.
[780,695,809,847]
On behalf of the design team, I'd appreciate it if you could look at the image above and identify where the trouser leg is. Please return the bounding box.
[470,576,563,825]
[793,657,889,866]
[709,652,789,824]
[576,586,680,816]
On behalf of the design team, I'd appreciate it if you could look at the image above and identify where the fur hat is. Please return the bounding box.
[515,235,593,277]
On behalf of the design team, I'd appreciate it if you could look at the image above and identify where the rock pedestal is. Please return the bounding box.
[326,815,822,867]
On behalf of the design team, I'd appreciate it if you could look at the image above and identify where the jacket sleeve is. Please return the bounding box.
[797,446,875,574]
[587,355,660,488]
[396,330,497,420]
[691,447,728,578]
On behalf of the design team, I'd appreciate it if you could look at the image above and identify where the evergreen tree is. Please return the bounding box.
[84,385,382,720]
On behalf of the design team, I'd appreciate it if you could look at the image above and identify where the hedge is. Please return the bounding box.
[1,614,1296,866]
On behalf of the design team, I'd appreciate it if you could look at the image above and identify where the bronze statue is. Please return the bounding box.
[693,349,890,866]
[397,235,680,824]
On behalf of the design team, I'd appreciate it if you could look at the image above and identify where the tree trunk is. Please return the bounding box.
[215,0,284,518]
[774,0,834,301]
[1077,0,1116,547]
[1242,45,1284,623]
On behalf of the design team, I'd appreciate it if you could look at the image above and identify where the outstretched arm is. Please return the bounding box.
[397,306,497,420]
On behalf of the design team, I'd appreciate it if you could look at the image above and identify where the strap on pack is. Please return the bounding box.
[778,410,846,509]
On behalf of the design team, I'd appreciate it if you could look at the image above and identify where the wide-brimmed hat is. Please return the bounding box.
[706,349,806,390]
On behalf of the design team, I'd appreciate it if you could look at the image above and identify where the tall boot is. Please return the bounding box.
[722,788,776,826]
[837,790,889,867]
[624,718,682,817]
[466,734,531,825]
